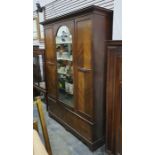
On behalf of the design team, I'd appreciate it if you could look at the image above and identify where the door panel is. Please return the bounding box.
[75,17,93,118]
[45,28,55,62]
[76,18,92,69]
[77,71,93,117]
[46,63,57,98]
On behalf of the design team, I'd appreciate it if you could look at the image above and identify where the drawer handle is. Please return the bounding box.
[46,62,55,66]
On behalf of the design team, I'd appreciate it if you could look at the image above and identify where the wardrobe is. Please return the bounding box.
[105,41,122,154]
[42,6,113,150]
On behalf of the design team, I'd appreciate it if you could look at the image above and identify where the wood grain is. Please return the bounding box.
[44,28,55,62]
[45,62,57,99]
[75,17,93,117]
[76,18,92,69]
[36,97,53,155]
[43,6,113,150]
[33,130,49,155]
[105,41,122,155]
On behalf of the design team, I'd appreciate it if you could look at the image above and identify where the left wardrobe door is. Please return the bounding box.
[45,28,57,99]
[54,22,75,108]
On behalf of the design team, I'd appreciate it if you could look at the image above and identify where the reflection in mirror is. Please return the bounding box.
[33,56,39,86]
[38,55,46,89]
[56,26,72,44]
[56,26,74,107]
[33,54,46,89]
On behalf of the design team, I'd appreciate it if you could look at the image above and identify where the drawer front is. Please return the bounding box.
[48,98,94,141]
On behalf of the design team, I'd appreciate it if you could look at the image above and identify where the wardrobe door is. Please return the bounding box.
[53,21,75,108]
[44,27,57,99]
[75,16,94,118]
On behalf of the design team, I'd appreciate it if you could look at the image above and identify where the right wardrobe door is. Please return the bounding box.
[75,16,94,119]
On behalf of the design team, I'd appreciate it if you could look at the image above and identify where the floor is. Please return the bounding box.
[33,103,108,155]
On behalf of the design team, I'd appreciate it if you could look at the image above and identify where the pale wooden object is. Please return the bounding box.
[34,97,52,155]
[33,130,49,155]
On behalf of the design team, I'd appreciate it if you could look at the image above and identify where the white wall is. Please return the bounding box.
[33,0,56,11]
[112,0,122,40]
[44,0,114,20]
[33,0,122,41]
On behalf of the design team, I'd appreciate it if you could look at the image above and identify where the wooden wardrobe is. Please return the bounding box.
[42,6,113,150]
[105,41,122,155]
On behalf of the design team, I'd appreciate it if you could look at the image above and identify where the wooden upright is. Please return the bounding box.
[105,41,122,155]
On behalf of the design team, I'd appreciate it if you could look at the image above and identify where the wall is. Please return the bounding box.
[33,0,56,11]
[44,0,114,20]
[112,0,122,40]
[33,0,122,45]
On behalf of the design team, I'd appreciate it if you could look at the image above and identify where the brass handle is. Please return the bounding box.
[78,67,92,72]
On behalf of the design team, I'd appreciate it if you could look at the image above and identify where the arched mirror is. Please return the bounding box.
[55,26,74,107]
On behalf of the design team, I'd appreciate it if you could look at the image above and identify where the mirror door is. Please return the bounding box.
[55,26,74,107]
